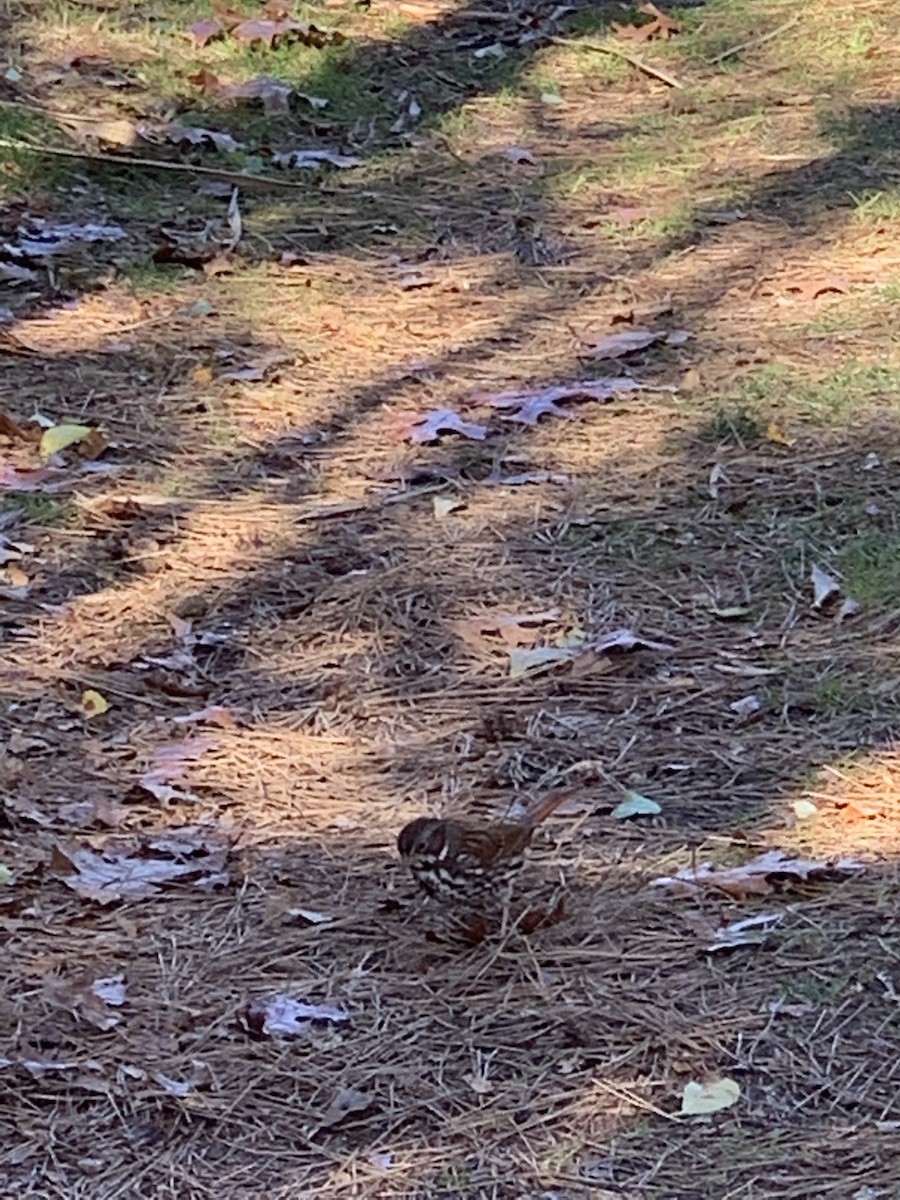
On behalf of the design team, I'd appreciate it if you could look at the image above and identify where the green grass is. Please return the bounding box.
[1,494,74,526]
[698,404,763,445]
[851,189,900,226]
[840,533,900,607]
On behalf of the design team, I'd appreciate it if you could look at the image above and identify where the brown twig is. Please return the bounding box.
[549,35,685,90]
[0,135,316,190]
[707,12,802,64]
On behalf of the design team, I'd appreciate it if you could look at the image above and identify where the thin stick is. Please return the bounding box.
[0,135,315,190]
[707,12,801,64]
[549,35,685,90]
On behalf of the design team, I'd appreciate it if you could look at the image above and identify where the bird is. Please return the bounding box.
[396,788,573,906]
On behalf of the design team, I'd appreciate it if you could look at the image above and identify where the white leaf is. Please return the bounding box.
[433,496,465,519]
[612,791,661,819]
[681,1078,740,1115]
[91,975,126,1006]
[730,694,762,718]
[811,564,840,609]
[791,798,818,820]
[508,645,572,678]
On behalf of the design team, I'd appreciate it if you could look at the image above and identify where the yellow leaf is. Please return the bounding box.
[40,423,93,459]
[681,1078,740,1115]
[189,363,214,385]
[79,689,110,718]
[765,421,795,447]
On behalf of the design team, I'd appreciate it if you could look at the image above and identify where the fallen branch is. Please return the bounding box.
[0,135,315,190]
[707,13,802,64]
[550,35,685,90]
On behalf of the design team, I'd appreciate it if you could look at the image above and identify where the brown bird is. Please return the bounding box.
[397,789,572,905]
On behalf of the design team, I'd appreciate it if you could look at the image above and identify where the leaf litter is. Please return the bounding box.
[52,833,231,903]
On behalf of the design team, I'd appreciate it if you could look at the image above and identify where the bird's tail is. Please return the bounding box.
[519,787,576,828]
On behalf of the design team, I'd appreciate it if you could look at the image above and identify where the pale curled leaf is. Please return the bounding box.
[612,791,661,819]
[91,975,126,1006]
[730,694,762,719]
[792,798,818,820]
[509,645,572,679]
[318,1087,371,1129]
[247,994,349,1039]
[172,705,237,728]
[697,910,784,952]
[681,1078,740,1115]
[811,564,840,609]
[433,495,465,519]
[273,148,362,169]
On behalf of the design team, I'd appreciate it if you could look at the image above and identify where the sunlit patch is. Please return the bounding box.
[781,748,900,857]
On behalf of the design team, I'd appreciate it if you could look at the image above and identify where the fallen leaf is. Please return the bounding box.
[218,75,295,116]
[489,470,571,487]
[453,610,559,650]
[226,188,243,249]
[730,694,762,719]
[811,564,840,609]
[690,910,784,952]
[612,791,661,819]
[138,736,217,803]
[502,145,538,165]
[0,462,55,491]
[709,605,751,620]
[53,840,228,903]
[509,645,572,678]
[246,994,349,1039]
[172,705,237,728]
[509,626,673,678]
[681,1078,740,1115]
[189,17,225,45]
[0,864,13,885]
[140,123,243,154]
[402,409,487,444]
[651,850,864,900]
[582,328,690,359]
[317,1087,371,1129]
[837,597,860,623]
[614,2,680,41]
[765,421,795,447]
[475,377,654,423]
[5,221,126,258]
[281,907,332,926]
[433,495,465,519]
[272,149,363,169]
[154,1061,212,1096]
[40,423,93,459]
[220,351,294,382]
[92,975,126,1007]
[792,798,818,820]
[78,689,110,718]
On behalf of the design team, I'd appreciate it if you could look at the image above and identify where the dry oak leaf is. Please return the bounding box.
[401,409,487,444]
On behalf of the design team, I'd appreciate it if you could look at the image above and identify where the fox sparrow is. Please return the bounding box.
[397,789,572,904]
